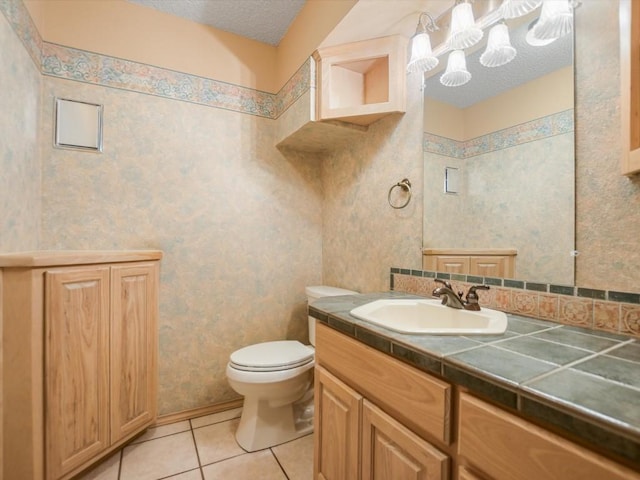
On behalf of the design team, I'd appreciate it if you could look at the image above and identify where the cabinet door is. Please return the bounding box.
[458,393,640,480]
[435,256,470,274]
[469,256,505,278]
[362,400,448,480]
[315,366,362,480]
[110,263,158,443]
[458,466,484,480]
[45,267,110,480]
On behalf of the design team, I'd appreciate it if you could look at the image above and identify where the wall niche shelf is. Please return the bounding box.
[313,35,408,126]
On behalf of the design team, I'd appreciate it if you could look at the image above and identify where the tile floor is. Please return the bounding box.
[77,408,313,480]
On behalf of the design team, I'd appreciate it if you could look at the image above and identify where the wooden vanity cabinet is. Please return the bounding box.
[422,249,517,278]
[315,323,640,480]
[1,251,160,480]
[314,323,450,480]
[457,393,640,480]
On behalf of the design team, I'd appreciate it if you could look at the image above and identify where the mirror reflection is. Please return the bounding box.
[422,6,575,285]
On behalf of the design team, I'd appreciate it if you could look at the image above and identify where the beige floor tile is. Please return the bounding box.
[271,434,314,480]
[202,450,287,480]
[75,451,121,480]
[193,419,245,465]
[132,420,191,444]
[190,407,242,429]
[164,468,203,479]
[120,431,199,480]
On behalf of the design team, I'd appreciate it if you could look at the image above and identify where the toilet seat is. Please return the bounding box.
[229,340,314,372]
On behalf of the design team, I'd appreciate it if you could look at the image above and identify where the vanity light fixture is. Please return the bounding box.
[525,19,556,46]
[480,23,517,67]
[440,50,472,87]
[407,12,440,73]
[448,1,483,50]
[528,0,573,42]
[500,0,543,19]
[407,0,576,85]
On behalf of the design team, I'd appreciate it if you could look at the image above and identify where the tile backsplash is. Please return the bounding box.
[391,268,640,339]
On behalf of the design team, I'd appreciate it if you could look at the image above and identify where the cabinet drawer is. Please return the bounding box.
[315,323,451,444]
[458,393,640,480]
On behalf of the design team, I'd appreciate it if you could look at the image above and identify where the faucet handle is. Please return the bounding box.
[434,278,453,290]
[466,285,490,304]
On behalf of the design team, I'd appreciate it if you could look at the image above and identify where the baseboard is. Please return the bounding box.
[154,398,244,426]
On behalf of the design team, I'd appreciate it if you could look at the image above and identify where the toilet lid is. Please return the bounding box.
[230,340,314,372]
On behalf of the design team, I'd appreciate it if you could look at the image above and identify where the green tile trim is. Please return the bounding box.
[504,279,525,289]
[526,282,548,292]
[355,327,391,353]
[550,284,575,295]
[391,343,441,375]
[577,287,607,300]
[520,396,640,465]
[609,291,640,304]
[443,365,518,409]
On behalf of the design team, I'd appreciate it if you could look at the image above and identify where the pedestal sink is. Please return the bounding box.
[349,298,508,335]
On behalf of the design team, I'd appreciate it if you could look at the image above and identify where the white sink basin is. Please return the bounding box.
[349,298,508,335]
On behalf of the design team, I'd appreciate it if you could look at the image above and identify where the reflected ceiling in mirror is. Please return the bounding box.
[422,5,575,286]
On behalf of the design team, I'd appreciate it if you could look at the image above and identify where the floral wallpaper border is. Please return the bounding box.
[424,109,574,158]
[0,0,310,119]
[391,268,640,339]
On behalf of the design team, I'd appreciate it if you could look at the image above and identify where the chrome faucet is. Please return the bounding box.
[432,279,490,311]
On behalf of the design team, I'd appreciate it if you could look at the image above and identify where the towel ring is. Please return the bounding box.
[388,178,412,209]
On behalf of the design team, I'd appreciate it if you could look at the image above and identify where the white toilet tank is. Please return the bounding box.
[305,285,357,346]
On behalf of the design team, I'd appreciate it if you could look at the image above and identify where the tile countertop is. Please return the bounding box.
[309,292,640,467]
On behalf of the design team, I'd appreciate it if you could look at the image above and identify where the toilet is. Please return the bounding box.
[226,285,357,451]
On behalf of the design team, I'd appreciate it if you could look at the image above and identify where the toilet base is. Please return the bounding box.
[235,388,314,451]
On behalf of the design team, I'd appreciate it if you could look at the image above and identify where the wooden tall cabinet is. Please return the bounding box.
[1,251,161,480]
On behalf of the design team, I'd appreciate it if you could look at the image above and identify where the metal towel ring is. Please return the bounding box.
[388,178,412,209]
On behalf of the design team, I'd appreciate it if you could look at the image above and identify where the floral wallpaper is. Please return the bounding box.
[0,2,40,252]
[574,1,640,291]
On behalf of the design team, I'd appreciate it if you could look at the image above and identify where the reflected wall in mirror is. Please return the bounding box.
[422,3,575,286]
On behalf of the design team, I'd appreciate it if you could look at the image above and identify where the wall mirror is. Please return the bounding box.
[422,2,575,286]
[54,98,104,152]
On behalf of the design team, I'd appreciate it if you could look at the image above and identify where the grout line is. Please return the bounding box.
[190,421,204,470]
[521,338,638,386]
[270,447,291,480]
[117,448,123,480]
[157,468,203,480]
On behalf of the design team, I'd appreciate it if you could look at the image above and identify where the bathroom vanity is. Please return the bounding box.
[422,248,517,279]
[0,250,161,480]
[311,293,640,480]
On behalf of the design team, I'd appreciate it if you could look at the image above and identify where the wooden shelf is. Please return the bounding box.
[313,35,407,126]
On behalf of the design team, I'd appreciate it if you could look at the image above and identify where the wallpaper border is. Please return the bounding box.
[424,109,575,158]
[1,0,310,119]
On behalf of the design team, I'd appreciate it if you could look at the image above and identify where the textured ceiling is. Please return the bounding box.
[127,0,307,46]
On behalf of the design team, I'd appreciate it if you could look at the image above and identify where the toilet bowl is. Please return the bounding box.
[226,285,357,452]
